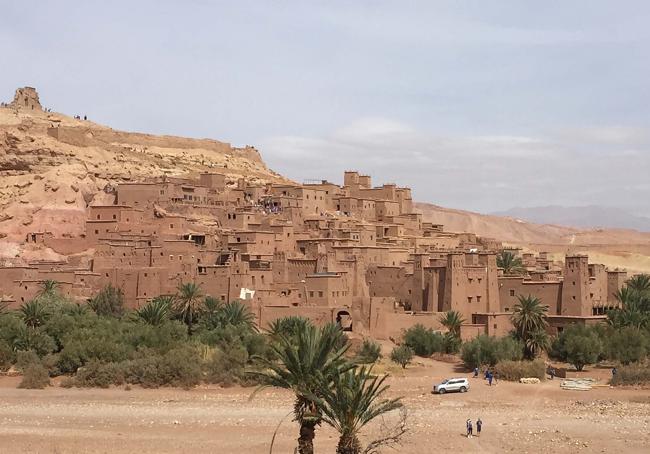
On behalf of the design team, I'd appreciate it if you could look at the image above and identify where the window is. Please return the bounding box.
[170,224,174,229]
[509,289,515,297]
[112,214,117,219]
[309,291,314,297]
[318,291,323,297]
[94,229,99,234]
[505,307,510,312]
[467,297,473,303]
[477,296,481,303]
[96,214,100,219]
[493,324,497,329]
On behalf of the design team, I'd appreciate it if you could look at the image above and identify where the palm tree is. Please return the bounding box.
[267,316,314,340]
[252,323,353,454]
[524,328,550,358]
[496,251,526,275]
[220,300,256,329]
[511,295,548,359]
[439,310,465,339]
[174,282,203,334]
[311,366,402,454]
[626,274,650,295]
[136,296,173,326]
[38,280,59,298]
[609,287,649,329]
[20,299,50,328]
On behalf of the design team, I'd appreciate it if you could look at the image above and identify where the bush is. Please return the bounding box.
[15,350,42,371]
[461,335,523,369]
[442,332,461,354]
[88,284,125,317]
[0,340,13,372]
[74,360,125,388]
[606,327,647,365]
[18,363,50,389]
[494,359,546,381]
[355,339,382,364]
[551,325,603,371]
[611,362,650,386]
[205,344,249,386]
[122,346,202,388]
[390,345,414,369]
[403,324,444,357]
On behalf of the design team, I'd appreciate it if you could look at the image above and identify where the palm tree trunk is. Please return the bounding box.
[297,421,316,454]
[336,434,362,454]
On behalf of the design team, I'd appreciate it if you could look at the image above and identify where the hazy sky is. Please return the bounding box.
[3,1,650,215]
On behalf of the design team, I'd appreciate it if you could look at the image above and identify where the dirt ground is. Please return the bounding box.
[1,358,648,454]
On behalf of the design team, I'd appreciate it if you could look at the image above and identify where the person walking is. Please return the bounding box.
[493,371,499,384]
[476,418,482,436]
[473,367,479,378]
[487,371,493,386]
[466,419,473,438]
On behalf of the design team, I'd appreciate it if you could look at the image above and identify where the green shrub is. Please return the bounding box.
[355,339,382,364]
[494,359,546,381]
[205,344,249,386]
[606,327,647,365]
[390,345,414,369]
[18,363,50,389]
[551,325,603,371]
[461,335,523,369]
[442,332,461,354]
[15,350,42,371]
[0,340,13,372]
[88,284,125,317]
[74,360,125,388]
[403,324,444,357]
[610,362,650,386]
[123,346,202,388]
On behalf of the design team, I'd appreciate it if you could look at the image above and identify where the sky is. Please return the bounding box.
[2,1,650,216]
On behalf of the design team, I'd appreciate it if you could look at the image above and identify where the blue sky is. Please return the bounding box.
[2,1,649,215]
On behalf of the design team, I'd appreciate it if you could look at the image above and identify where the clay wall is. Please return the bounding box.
[498,276,563,314]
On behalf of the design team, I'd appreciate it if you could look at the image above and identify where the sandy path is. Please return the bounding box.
[0,360,649,453]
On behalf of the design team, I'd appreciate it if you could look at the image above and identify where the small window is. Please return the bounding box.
[493,324,497,329]
[509,289,515,297]
[467,297,473,303]
[318,291,323,297]
[309,291,314,297]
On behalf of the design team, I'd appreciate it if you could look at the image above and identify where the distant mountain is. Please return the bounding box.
[491,205,650,232]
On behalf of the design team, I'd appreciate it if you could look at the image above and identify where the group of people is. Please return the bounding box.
[473,366,498,386]
[73,114,87,120]
[466,418,483,438]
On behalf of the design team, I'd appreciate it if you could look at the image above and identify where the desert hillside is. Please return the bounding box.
[0,103,288,247]
[416,202,650,274]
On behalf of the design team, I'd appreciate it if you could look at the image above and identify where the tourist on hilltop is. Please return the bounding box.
[476,418,482,436]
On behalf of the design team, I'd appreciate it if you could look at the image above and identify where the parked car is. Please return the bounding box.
[432,377,470,394]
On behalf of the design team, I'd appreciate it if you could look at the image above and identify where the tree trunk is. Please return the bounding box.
[297,421,316,454]
[336,434,362,454]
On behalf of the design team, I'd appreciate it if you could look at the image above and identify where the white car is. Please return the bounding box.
[432,377,470,394]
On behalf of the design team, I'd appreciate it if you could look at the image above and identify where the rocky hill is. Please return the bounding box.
[416,202,650,274]
[0,88,288,250]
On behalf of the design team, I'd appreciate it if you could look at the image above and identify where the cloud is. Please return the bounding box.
[260,117,650,215]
